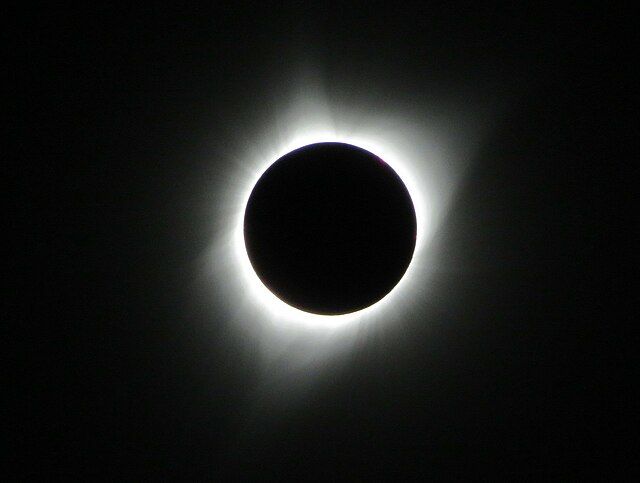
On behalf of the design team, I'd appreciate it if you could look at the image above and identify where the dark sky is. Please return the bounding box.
[11,3,628,480]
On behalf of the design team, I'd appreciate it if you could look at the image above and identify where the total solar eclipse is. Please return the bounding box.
[243,142,417,316]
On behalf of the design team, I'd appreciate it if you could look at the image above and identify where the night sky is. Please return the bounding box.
[11,3,627,479]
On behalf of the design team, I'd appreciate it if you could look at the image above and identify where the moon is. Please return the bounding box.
[243,142,417,316]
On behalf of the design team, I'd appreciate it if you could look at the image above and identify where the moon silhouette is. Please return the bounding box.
[244,142,417,315]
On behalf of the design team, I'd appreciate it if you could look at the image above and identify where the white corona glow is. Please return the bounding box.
[204,72,493,343]
[232,135,429,330]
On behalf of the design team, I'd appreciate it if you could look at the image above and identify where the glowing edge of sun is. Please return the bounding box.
[232,131,431,331]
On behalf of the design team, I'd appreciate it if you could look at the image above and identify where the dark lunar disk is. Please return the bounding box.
[244,142,417,315]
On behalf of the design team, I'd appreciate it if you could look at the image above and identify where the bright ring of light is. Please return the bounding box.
[232,132,430,330]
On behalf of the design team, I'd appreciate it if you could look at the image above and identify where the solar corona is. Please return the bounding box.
[211,89,476,333]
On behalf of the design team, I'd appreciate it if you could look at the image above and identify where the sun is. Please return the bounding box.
[203,75,489,337]
[228,132,430,331]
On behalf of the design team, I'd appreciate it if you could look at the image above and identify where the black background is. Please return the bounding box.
[10,3,629,479]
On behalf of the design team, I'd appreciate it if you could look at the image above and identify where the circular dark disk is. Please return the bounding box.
[244,142,417,315]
